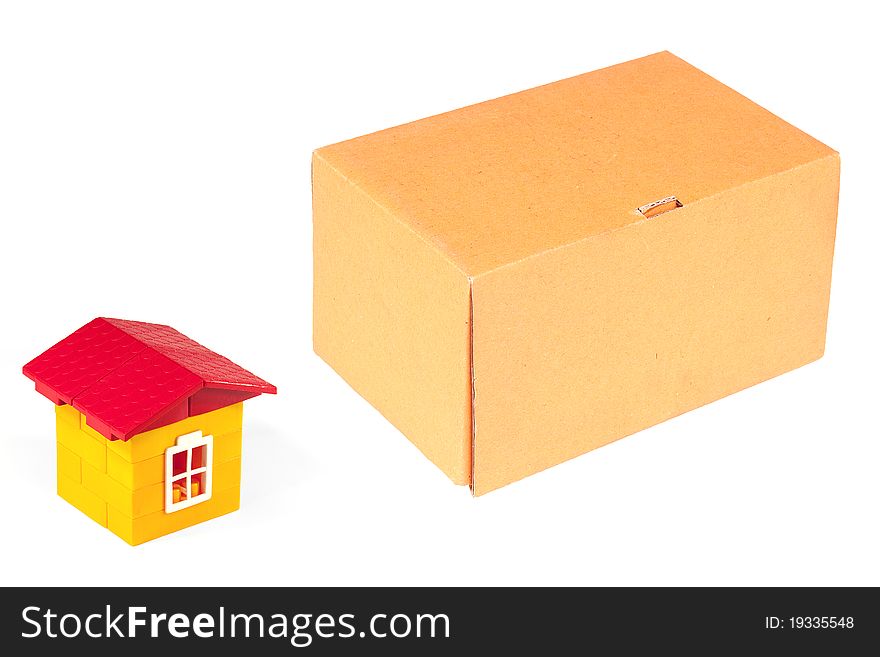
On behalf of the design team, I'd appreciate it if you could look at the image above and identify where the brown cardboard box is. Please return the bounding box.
[312,51,840,495]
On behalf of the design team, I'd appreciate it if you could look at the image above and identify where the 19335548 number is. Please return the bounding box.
[789,617,854,629]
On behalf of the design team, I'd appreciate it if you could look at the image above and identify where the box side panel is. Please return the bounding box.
[313,151,472,484]
[471,154,840,494]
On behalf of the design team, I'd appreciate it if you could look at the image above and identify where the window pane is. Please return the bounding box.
[172,450,187,476]
[191,445,207,469]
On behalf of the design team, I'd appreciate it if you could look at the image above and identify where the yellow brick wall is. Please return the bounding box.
[55,402,244,545]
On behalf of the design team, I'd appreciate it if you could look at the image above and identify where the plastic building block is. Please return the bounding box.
[214,429,243,463]
[25,319,147,405]
[24,318,274,545]
[58,474,107,527]
[106,450,164,489]
[55,403,81,429]
[56,443,81,483]
[56,406,107,472]
[82,461,165,518]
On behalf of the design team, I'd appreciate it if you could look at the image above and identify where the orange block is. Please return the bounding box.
[313,52,839,494]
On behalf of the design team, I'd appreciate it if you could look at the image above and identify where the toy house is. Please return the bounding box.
[23,317,276,545]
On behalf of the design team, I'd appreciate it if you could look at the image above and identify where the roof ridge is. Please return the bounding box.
[101,317,276,394]
[99,316,211,390]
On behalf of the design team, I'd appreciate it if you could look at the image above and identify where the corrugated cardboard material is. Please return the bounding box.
[312,51,840,495]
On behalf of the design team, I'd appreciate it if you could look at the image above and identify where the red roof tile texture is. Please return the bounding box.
[24,318,275,441]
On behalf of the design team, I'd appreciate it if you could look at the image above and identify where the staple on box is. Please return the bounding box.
[638,196,682,219]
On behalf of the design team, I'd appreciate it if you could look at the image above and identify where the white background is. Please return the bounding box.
[0,1,877,586]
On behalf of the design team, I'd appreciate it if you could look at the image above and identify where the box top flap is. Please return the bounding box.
[315,51,835,277]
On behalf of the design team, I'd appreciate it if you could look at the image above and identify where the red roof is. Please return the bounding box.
[24,318,276,441]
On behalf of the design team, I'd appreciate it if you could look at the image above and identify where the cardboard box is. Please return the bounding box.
[312,51,840,495]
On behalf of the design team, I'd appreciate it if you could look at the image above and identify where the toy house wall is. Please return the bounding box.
[55,402,244,545]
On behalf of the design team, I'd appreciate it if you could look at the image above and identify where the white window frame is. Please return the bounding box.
[164,430,213,513]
